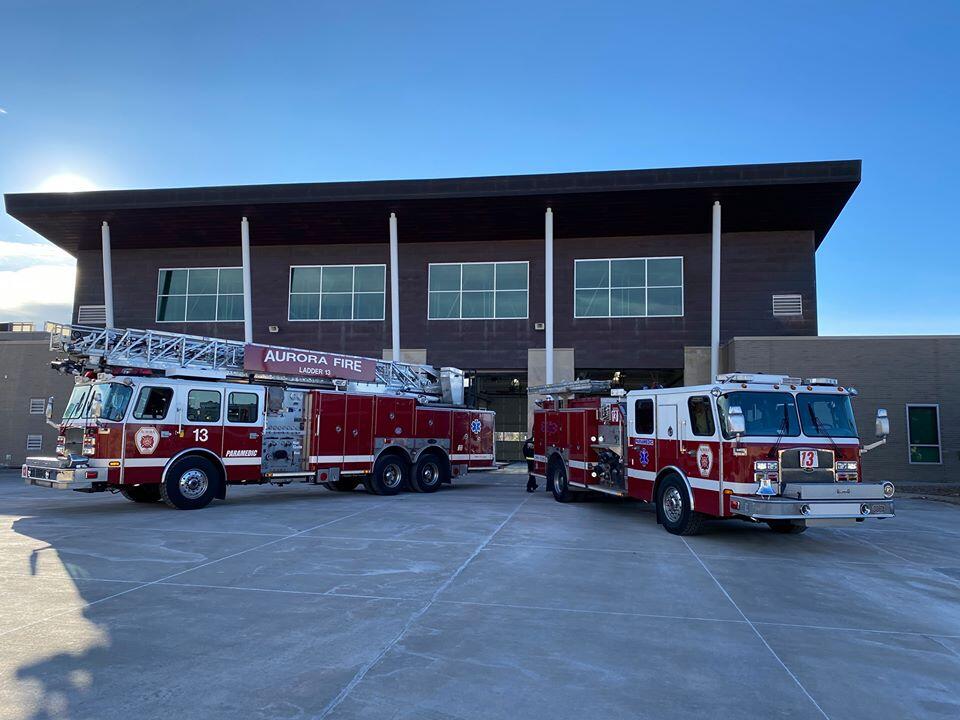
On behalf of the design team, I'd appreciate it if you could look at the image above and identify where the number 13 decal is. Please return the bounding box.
[800,450,818,468]
[193,428,209,443]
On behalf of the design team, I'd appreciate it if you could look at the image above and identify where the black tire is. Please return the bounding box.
[549,460,578,503]
[656,474,704,536]
[326,478,361,492]
[160,455,220,510]
[119,484,161,503]
[410,452,449,493]
[367,453,408,496]
[767,520,808,534]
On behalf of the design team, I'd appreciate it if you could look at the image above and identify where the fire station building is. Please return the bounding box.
[4,160,956,477]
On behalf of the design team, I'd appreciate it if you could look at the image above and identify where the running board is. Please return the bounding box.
[570,480,628,497]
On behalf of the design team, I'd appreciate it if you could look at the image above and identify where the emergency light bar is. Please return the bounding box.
[717,373,802,385]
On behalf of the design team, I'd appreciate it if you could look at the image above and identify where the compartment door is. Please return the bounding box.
[223,387,265,481]
[343,394,374,471]
[657,404,679,471]
[312,393,346,466]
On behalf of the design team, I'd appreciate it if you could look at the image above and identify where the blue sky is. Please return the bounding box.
[1,0,957,333]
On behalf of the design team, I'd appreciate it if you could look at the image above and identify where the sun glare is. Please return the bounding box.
[36,173,98,193]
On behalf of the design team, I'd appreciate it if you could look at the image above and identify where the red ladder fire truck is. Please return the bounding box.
[530,374,895,535]
[22,325,495,509]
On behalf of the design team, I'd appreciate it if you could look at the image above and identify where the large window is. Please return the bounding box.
[907,405,941,464]
[574,257,683,318]
[688,396,716,437]
[157,268,244,322]
[428,262,528,320]
[288,265,385,321]
[133,387,174,420]
[717,392,800,439]
[797,394,858,438]
[187,389,222,423]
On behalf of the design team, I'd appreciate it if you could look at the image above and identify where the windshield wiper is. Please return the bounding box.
[807,405,840,454]
[768,404,790,459]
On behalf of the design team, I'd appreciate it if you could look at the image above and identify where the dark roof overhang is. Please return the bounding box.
[3,160,860,255]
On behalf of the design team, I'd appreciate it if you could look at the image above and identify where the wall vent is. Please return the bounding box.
[772,294,803,317]
[29,398,46,414]
[26,434,43,451]
[77,305,107,325]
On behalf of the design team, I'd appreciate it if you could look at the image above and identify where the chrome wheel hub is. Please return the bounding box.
[383,463,402,489]
[420,463,438,486]
[179,469,209,500]
[662,486,683,523]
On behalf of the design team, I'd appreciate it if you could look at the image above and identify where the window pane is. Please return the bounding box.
[611,259,645,288]
[429,265,461,292]
[218,268,243,294]
[289,293,320,320]
[186,295,217,321]
[354,265,385,292]
[133,387,173,420]
[462,291,495,318]
[610,288,646,317]
[575,289,609,317]
[688,396,716,437]
[496,263,527,290]
[429,291,460,319]
[647,258,682,286]
[290,267,322,293]
[908,407,939,445]
[228,392,259,423]
[217,295,244,321]
[462,264,495,291]
[575,260,609,290]
[322,266,353,292]
[157,295,186,322]
[495,290,527,318]
[320,293,352,319]
[647,287,683,316]
[187,268,218,295]
[187,389,221,422]
[910,445,941,463]
[635,399,654,434]
[354,292,384,320]
[158,269,187,295]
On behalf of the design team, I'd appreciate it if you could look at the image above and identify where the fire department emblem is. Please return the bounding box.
[470,419,482,434]
[696,444,713,477]
[639,448,650,467]
[135,427,160,455]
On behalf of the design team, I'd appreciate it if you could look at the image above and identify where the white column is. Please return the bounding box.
[241,217,253,344]
[710,201,721,381]
[545,207,554,384]
[389,212,400,361]
[100,221,115,328]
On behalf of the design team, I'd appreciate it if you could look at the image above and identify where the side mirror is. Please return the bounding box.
[45,396,54,420]
[725,405,746,436]
[90,394,103,420]
[876,408,890,438]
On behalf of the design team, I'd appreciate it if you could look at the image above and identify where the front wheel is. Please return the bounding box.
[119,484,161,503]
[657,475,704,535]
[767,520,807,534]
[160,456,220,510]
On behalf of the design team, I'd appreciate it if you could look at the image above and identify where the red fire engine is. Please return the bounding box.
[22,325,495,509]
[531,374,896,535]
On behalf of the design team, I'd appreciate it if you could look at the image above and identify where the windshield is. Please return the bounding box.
[717,391,800,439]
[797,393,858,438]
[63,383,133,421]
[63,385,92,420]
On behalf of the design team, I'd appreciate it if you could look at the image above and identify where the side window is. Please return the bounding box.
[688,396,716,437]
[187,389,222,422]
[133,387,174,420]
[635,399,654,434]
[228,392,259,423]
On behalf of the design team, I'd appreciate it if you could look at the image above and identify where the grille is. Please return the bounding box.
[779,448,835,483]
[772,294,803,317]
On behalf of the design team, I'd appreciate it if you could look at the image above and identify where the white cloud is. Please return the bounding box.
[0,241,76,324]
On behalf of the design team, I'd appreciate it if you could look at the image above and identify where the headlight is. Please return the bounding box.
[754,460,779,472]
[836,461,858,472]
[882,482,895,499]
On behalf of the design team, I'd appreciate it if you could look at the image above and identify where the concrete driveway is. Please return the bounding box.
[1,466,959,720]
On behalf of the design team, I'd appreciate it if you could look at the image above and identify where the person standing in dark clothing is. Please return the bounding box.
[522,437,538,492]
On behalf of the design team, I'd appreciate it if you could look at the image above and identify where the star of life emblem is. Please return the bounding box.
[470,419,482,434]
[639,448,650,467]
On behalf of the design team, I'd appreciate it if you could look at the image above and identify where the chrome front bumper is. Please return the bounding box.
[730,494,895,521]
[22,458,103,490]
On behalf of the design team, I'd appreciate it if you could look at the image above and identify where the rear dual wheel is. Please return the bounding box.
[364,454,408,496]
[410,453,448,493]
[325,479,361,492]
